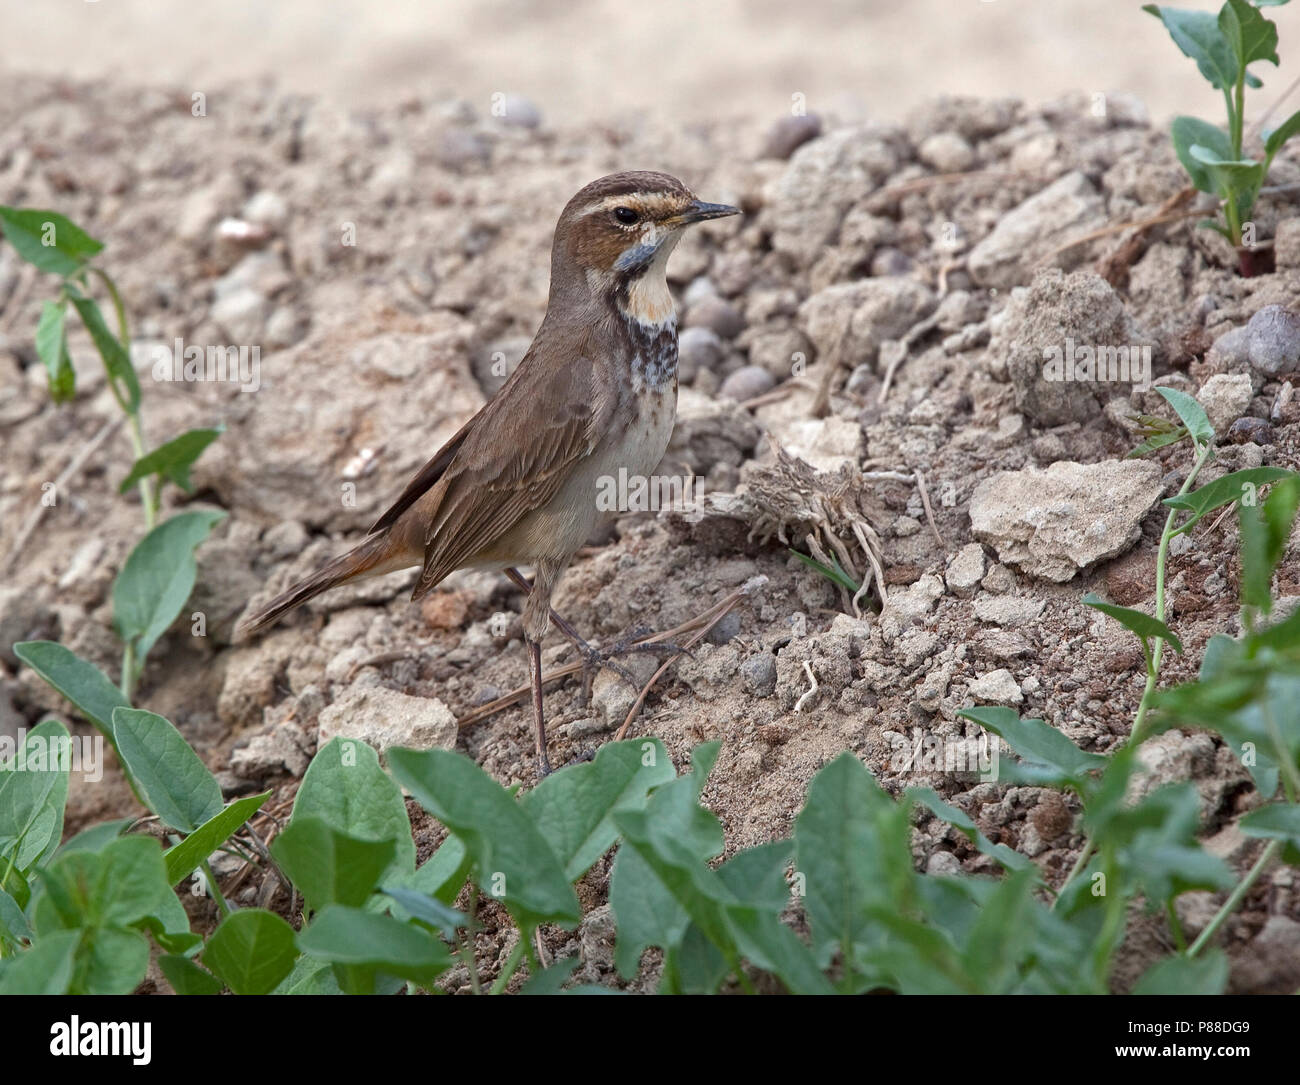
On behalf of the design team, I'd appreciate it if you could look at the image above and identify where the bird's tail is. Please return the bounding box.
[236,533,399,640]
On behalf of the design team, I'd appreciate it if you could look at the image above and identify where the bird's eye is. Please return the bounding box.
[612,206,639,225]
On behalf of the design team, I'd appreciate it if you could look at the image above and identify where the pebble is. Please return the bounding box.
[686,294,746,340]
[740,653,777,697]
[759,113,822,160]
[677,326,724,383]
[1246,305,1300,376]
[718,365,774,402]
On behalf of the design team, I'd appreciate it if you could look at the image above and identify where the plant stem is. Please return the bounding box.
[490,939,525,994]
[1054,440,1215,908]
[121,641,136,701]
[200,858,230,918]
[1188,839,1281,958]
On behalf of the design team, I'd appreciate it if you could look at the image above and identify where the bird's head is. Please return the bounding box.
[550,171,740,325]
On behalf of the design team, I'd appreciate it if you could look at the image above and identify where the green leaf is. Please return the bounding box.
[958,705,1106,787]
[34,301,75,403]
[387,748,579,929]
[1164,467,1297,524]
[0,929,80,994]
[794,753,902,971]
[1170,116,1236,193]
[1239,476,1300,615]
[1239,804,1300,846]
[270,817,396,912]
[0,718,71,871]
[1188,146,1266,227]
[1219,0,1280,72]
[13,641,130,737]
[1143,6,1240,90]
[379,888,467,939]
[392,835,470,906]
[907,787,1036,874]
[111,707,223,833]
[1264,107,1300,160]
[0,206,102,276]
[290,736,414,884]
[159,954,224,995]
[0,886,32,944]
[521,738,675,881]
[295,905,453,988]
[1133,949,1229,995]
[610,744,722,980]
[56,817,133,858]
[35,835,170,932]
[112,509,226,666]
[66,287,139,413]
[1083,592,1184,655]
[788,549,860,593]
[163,792,270,886]
[119,427,223,496]
[203,909,297,995]
[518,956,581,994]
[1155,384,1215,445]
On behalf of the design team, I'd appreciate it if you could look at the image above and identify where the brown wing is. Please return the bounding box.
[409,336,616,598]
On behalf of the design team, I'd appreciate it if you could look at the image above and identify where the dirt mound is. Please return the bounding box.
[2,76,1298,990]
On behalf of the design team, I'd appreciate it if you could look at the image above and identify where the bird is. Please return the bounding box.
[237,170,741,775]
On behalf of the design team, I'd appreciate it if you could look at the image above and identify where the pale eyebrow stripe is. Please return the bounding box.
[576,192,682,218]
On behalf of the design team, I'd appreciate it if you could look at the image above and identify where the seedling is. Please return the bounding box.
[1145,0,1300,273]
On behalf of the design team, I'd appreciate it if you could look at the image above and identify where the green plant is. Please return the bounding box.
[1145,0,1300,270]
[0,207,224,697]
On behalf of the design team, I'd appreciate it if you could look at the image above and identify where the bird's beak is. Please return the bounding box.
[679,199,741,224]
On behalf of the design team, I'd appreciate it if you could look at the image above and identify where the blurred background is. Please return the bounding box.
[5,0,1300,127]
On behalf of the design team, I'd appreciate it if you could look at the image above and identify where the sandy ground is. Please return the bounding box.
[5,0,1300,127]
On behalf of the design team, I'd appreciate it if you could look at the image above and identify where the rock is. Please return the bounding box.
[1197,373,1253,434]
[1274,218,1300,269]
[677,326,724,383]
[745,326,812,381]
[242,191,290,229]
[969,459,1163,582]
[968,669,1023,705]
[926,851,963,876]
[591,655,660,727]
[759,113,822,160]
[0,587,55,667]
[685,295,745,340]
[211,287,270,343]
[668,387,762,472]
[1246,305,1300,376]
[1231,916,1300,994]
[972,595,1046,627]
[740,652,778,697]
[799,278,935,369]
[229,723,312,779]
[1227,416,1274,444]
[869,247,913,277]
[995,268,1151,425]
[435,128,491,171]
[945,544,987,598]
[494,94,541,128]
[769,126,901,266]
[718,365,774,402]
[1207,324,1251,369]
[317,685,457,756]
[968,171,1106,288]
[918,131,975,173]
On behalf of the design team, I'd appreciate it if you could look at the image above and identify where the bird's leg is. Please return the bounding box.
[526,636,552,777]
[505,566,639,704]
